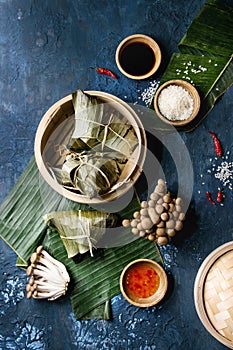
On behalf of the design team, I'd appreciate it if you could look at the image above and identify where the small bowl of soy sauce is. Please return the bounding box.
[115,34,161,80]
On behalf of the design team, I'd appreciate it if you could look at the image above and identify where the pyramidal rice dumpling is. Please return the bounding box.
[60,90,138,198]
[44,210,118,257]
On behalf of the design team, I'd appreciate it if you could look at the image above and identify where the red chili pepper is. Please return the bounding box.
[208,131,222,157]
[92,67,117,79]
[216,189,224,203]
[206,191,216,205]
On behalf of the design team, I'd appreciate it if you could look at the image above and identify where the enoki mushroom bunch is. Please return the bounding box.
[122,179,186,245]
[26,246,70,301]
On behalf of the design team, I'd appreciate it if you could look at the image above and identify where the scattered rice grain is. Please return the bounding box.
[139,79,159,107]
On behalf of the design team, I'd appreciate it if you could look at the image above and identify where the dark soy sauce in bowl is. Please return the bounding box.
[120,42,155,76]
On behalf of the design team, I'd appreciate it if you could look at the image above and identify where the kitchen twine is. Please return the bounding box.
[60,225,98,257]
[72,115,134,152]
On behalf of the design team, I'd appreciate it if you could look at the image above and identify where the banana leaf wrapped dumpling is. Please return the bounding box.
[44,210,118,258]
[59,90,138,198]
[61,151,126,198]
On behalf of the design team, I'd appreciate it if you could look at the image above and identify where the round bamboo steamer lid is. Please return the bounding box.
[194,242,233,349]
[34,91,147,204]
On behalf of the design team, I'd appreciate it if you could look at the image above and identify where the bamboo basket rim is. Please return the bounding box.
[194,241,233,349]
[34,90,147,204]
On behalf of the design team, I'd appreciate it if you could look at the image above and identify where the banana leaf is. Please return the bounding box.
[61,151,123,197]
[61,90,139,196]
[44,210,118,258]
[158,53,233,131]
[0,156,163,319]
[151,0,233,132]
[178,0,233,57]
[72,90,104,141]
[0,157,89,265]
[42,227,163,320]
[97,122,138,158]
[160,54,230,100]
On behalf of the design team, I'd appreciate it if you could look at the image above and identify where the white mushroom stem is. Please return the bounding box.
[33,284,64,293]
[36,255,68,283]
[26,246,70,301]
[40,250,70,282]
[30,267,66,286]
[32,290,66,300]
[33,278,68,290]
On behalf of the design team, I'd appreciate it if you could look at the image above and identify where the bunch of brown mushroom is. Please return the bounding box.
[26,246,70,301]
[122,179,186,245]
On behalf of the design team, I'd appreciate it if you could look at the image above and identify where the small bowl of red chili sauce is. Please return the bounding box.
[120,259,168,307]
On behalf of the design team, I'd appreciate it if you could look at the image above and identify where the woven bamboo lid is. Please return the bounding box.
[194,242,233,349]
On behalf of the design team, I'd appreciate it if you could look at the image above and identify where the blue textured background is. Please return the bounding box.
[0,0,233,349]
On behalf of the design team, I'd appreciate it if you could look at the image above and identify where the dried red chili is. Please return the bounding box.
[92,67,117,79]
[206,191,216,205]
[216,189,224,203]
[208,131,222,157]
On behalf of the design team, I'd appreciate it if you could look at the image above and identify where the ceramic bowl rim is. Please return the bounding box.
[115,34,162,80]
[120,258,168,307]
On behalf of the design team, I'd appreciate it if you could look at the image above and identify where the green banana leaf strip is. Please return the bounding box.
[42,227,163,320]
[160,53,230,99]
[0,157,90,265]
[0,156,163,319]
[178,0,233,57]
[156,54,233,132]
[185,57,233,132]
[151,0,233,132]
[16,256,28,269]
[72,90,104,141]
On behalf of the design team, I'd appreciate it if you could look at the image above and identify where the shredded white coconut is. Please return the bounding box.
[157,85,194,121]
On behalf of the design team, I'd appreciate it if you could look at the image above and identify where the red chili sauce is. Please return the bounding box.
[126,264,160,298]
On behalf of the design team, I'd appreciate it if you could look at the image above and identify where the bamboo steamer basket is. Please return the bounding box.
[194,242,233,349]
[34,91,147,204]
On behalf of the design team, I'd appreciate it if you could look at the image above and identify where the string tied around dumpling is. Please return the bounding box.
[60,220,98,257]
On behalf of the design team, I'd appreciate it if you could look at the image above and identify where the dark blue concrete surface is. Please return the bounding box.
[0,0,233,349]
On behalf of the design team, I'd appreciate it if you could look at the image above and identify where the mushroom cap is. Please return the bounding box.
[26,265,34,276]
[30,252,39,264]
[36,245,44,255]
